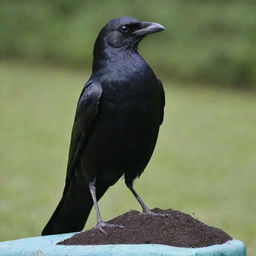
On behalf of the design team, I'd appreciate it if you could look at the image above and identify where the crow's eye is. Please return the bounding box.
[120,25,129,33]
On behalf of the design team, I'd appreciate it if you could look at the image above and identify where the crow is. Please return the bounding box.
[42,17,165,235]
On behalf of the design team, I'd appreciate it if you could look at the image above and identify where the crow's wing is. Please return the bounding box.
[66,81,102,179]
[158,78,165,125]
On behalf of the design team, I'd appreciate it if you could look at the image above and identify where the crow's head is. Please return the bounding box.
[94,17,165,50]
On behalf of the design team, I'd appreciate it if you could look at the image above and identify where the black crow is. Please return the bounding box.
[42,17,165,235]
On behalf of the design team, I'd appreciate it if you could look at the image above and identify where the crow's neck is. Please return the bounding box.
[92,41,144,74]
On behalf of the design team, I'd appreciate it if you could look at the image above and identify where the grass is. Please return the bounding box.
[0,60,255,254]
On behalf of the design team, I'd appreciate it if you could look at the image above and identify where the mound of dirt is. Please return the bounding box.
[58,208,232,248]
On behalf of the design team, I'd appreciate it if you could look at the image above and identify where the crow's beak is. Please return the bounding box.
[133,22,165,36]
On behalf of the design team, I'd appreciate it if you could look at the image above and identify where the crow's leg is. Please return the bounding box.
[125,179,168,217]
[89,179,124,234]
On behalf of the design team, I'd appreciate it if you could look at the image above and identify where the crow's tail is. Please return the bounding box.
[42,179,107,236]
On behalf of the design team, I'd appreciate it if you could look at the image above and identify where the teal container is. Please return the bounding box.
[0,233,246,256]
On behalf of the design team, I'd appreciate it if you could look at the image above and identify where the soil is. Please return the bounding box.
[58,208,232,248]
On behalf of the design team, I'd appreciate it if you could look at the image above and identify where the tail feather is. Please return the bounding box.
[42,179,107,235]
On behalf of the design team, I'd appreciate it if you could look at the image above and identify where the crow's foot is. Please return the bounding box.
[141,208,169,217]
[95,221,124,235]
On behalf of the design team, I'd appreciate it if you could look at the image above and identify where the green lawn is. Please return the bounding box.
[0,61,255,255]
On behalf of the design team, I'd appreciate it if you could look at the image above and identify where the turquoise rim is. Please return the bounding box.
[0,233,246,256]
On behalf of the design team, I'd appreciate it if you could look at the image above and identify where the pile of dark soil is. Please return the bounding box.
[58,208,232,248]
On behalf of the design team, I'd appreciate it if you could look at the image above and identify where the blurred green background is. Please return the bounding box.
[0,0,255,255]
[1,0,256,87]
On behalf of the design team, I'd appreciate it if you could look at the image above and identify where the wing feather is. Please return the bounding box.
[66,81,102,179]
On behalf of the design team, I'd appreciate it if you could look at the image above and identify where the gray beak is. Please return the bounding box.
[133,22,165,36]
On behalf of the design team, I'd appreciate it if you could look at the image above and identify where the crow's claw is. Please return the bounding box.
[95,221,124,234]
[141,209,169,217]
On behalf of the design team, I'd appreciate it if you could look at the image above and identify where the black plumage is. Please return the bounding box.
[42,17,165,236]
